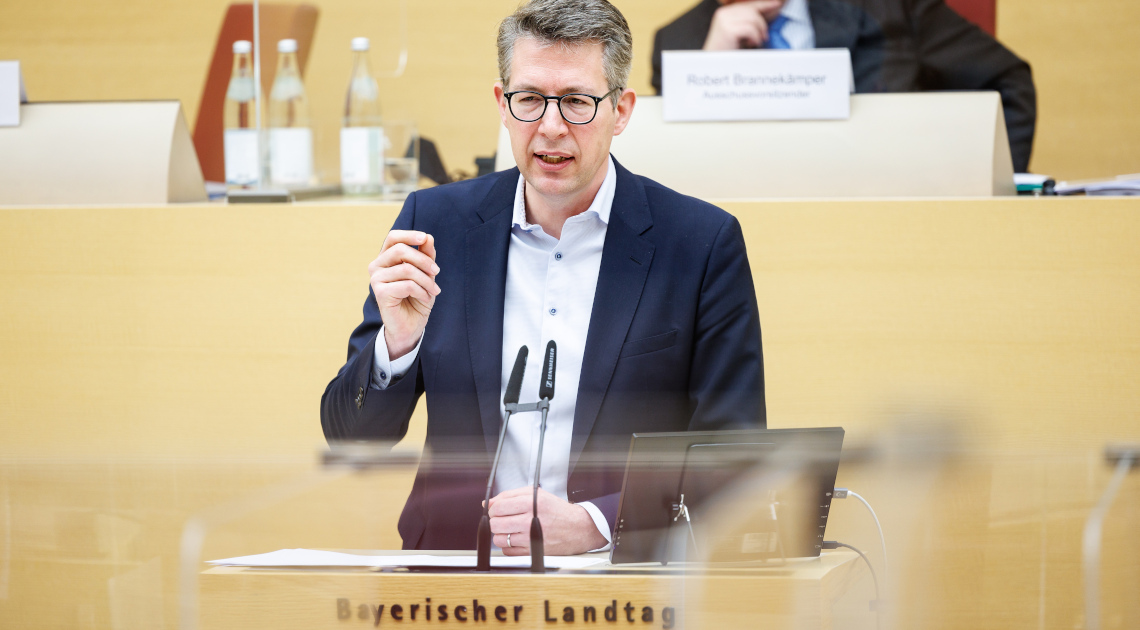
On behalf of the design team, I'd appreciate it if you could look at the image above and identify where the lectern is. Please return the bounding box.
[200,550,867,629]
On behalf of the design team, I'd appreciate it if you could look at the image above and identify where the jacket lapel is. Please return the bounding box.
[465,170,518,454]
[571,160,655,471]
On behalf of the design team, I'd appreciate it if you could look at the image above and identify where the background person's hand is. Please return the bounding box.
[368,230,439,359]
[487,486,608,556]
[703,0,787,50]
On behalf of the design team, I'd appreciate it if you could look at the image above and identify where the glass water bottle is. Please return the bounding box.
[267,38,313,187]
[341,37,384,195]
[223,40,261,187]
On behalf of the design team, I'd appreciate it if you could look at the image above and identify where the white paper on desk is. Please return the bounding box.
[1055,178,1140,196]
[208,549,609,570]
[0,61,25,127]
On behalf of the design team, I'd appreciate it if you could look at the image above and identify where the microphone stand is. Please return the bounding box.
[476,346,528,572]
[478,401,549,571]
[475,341,556,573]
[529,398,550,572]
[529,340,557,573]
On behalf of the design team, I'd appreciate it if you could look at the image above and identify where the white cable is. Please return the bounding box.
[849,490,888,586]
[835,488,889,589]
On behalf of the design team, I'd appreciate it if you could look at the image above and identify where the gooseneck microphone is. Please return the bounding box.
[538,340,556,401]
[530,340,557,573]
[476,345,528,572]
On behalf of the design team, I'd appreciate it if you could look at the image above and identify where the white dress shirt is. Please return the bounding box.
[778,0,816,50]
[371,156,619,548]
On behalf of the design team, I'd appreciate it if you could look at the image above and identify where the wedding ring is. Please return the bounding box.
[507,533,513,548]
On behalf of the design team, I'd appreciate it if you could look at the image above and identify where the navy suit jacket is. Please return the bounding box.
[321,159,765,550]
[651,0,1036,172]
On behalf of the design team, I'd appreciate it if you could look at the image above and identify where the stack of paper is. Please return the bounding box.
[1055,175,1140,196]
[207,549,609,570]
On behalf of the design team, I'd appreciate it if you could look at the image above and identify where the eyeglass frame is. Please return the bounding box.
[502,87,624,125]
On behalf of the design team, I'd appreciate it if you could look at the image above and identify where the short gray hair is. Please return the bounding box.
[497,0,633,106]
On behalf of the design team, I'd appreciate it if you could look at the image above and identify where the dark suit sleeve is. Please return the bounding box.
[320,194,425,442]
[910,0,1037,171]
[590,493,620,537]
[689,214,766,430]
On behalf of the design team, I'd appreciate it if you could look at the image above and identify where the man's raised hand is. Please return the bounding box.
[369,230,440,360]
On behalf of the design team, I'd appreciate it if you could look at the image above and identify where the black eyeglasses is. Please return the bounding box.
[503,87,623,125]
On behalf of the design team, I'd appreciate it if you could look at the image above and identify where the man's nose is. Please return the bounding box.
[538,99,569,137]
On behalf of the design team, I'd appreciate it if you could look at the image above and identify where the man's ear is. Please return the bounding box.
[494,81,509,125]
[611,89,637,136]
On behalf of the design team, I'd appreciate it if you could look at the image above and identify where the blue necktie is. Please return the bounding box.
[766,15,791,49]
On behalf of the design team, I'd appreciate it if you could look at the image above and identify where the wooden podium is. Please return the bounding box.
[200,551,867,629]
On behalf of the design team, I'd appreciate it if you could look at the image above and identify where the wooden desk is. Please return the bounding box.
[200,551,868,630]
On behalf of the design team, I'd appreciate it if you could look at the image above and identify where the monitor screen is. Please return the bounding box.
[610,427,845,565]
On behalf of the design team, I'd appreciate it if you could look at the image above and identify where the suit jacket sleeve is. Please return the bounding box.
[689,213,766,430]
[320,193,425,442]
[909,0,1037,171]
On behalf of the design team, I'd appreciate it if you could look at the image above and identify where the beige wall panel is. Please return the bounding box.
[998,0,1140,179]
[0,0,228,121]
[727,197,1140,447]
[0,203,411,458]
[4,197,1140,460]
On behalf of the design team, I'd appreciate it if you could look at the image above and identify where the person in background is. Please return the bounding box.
[652,0,1036,172]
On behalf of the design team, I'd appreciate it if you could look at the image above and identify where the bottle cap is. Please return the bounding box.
[233,40,252,54]
[351,37,370,52]
[278,39,298,53]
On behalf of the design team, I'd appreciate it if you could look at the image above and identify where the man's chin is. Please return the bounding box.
[523,168,578,198]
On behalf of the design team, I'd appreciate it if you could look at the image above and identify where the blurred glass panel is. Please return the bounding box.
[1,439,1136,629]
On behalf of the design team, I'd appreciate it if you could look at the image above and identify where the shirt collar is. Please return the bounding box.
[513,155,616,231]
[781,0,809,24]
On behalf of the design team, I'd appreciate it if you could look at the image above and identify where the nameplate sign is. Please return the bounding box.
[0,61,26,127]
[661,49,852,122]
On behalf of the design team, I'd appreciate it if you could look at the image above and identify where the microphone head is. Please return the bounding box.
[503,346,528,405]
[538,340,556,400]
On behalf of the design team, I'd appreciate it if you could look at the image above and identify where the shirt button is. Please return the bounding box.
[554,252,563,260]
[380,371,387,380]
[549,308,557,316]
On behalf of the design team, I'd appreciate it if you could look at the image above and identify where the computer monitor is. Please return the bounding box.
[610,427,845,565]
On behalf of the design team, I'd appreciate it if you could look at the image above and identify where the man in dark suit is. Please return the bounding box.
[652,0,1037,172]
[321,0,764,555]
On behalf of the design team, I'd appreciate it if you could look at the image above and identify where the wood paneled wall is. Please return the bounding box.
[4,197,1140,455]
[1,0,1136,181]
